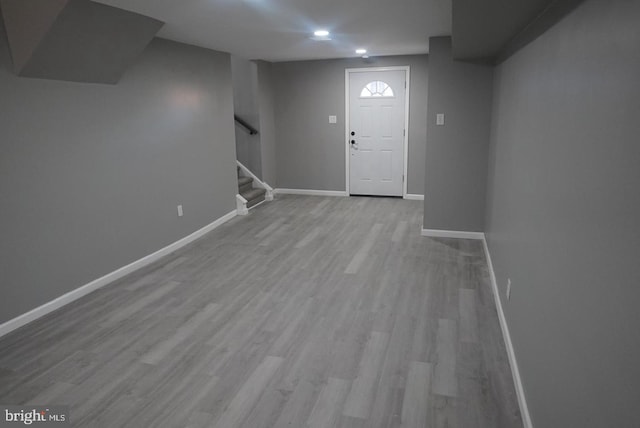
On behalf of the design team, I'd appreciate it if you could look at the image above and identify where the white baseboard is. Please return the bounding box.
[482,237,533,428]
[275,189,421,199]
[236,194,248,216]
[421,228,485,240]
[0,209,237,339]
[404,194,424,201]
[274,188,348,197]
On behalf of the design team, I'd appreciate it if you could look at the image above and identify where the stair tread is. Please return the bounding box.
[239,183,253,194]
[238,176,253,186]
[246,195,265,208]
[241,187,267,201]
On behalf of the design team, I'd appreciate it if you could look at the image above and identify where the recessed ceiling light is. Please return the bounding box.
[356,49,367,55]
[314,30,330,37]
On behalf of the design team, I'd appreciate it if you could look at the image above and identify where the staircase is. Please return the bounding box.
[238,167,267,209]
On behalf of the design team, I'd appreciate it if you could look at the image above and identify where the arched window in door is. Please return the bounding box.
[360,80,394,98]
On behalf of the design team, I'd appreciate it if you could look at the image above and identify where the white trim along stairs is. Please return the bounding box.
[236,161,274,215]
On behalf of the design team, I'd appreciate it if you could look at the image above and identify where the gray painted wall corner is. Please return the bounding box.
[0,29,237,323]
[231,55,262,178]
[485,0,640,426]
[272,55,428,194]
[424,36,493,232]
[2,0,164,84]
[256,60,278,186]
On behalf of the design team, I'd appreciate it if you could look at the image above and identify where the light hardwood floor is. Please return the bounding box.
[0,195,523,427]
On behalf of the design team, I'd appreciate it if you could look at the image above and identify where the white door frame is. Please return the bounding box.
[345,66,411,198]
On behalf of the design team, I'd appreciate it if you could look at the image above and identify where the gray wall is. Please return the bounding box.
[1,0,163,84]
[256,60,277,186]
[423,37,493,232]
[272,55,428,194]
[0,0,67,72]
[485,0,640,426]
[0,25,237,323]
[231,55,262,177]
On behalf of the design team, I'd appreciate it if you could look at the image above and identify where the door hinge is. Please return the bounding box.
[402,174,405,182]
[404,81,407,89]
[403,129,406,136]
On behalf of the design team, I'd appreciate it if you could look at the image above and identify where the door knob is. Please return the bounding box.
[350,140,356,145]
[351,131,355,136]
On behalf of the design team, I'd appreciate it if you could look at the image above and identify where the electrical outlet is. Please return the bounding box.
[177,205,183,217]
[506,278,512,301]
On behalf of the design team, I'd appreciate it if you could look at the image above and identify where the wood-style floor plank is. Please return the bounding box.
[307,377,351,428]
[401,361,432,427]
[433,319,459,398]
[214,356,283,428]
[0,195,523,427]
[342,331,390,419]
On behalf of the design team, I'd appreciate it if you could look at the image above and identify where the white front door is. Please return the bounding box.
[348,69,406,196]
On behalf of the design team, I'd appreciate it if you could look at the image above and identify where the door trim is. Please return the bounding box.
[345,66,411,198]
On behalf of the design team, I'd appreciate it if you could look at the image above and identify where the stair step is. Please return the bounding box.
[247,194,265,208]
[239,182,253,194]
[241,188,267,208]
[238,176,253,186]
[241,187,266,201]
[238,176,254,193]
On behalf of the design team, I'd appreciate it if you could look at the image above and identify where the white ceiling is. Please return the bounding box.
[93,0,452,62]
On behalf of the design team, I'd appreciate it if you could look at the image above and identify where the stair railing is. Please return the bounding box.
[234,115,259,135]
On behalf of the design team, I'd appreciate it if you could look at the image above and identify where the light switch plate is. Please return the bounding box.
[329,115,337,124]
[436,113,445,126]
